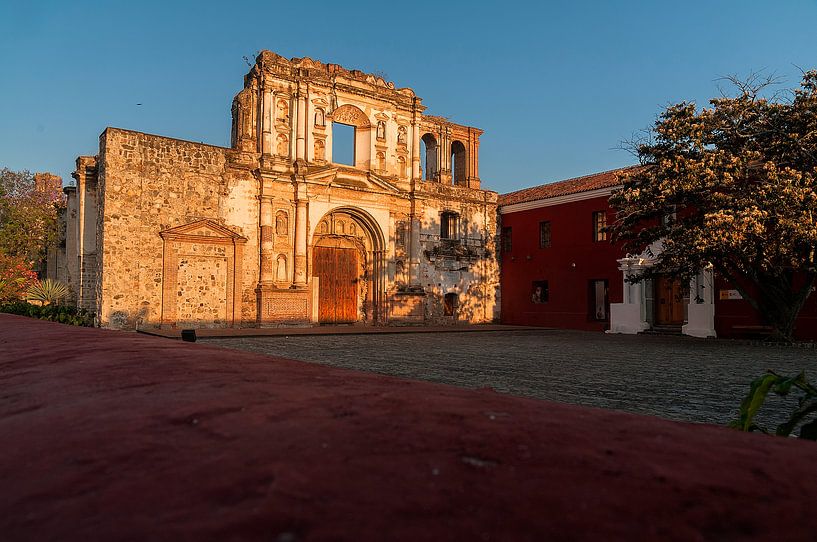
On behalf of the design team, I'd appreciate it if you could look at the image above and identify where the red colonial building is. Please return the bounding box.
[499,167,817,340]
[499,168,629,332]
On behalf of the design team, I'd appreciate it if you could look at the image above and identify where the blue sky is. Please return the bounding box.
[1,0,816,194]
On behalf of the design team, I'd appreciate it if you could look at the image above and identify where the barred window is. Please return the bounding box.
[539,221,551,248]
[441,211,459,240]
[593,211,607,242]
[502,226,512,253]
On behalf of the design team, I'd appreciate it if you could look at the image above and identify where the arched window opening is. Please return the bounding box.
[440,211,459,240]
[333,123,355,166]
[421,133,438,181]
[451,140,466,186]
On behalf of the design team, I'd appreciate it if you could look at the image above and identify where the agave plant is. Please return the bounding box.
[26,279,70,306]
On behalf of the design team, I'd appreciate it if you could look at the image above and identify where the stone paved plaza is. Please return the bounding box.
[204,330,817,427]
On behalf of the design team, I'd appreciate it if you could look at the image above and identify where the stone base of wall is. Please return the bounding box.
[388,292,426,324]
[257,285,311,325]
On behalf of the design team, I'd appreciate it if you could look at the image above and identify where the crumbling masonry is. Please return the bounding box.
[64,51,499,329]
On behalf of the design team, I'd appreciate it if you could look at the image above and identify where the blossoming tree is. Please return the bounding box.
[610,71,817,342]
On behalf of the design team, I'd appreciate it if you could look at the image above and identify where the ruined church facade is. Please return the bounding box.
[66,51,499,329]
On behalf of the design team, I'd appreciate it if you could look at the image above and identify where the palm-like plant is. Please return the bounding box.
[26,279,69,306]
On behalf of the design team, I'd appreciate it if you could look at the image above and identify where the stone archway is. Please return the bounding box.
[311,207,385,324]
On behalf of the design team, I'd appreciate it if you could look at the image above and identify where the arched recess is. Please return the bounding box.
[330,104,372,170]
[451,140,467,186]
[421,133,439,181]
[311,207,386,324]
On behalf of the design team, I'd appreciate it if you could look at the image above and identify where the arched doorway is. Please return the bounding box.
[312,207,385,324]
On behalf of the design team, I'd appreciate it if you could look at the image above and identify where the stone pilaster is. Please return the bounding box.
[295,86,307,161]
[293,194,308,287]
[260,197,274,283]
[261,87,273,156]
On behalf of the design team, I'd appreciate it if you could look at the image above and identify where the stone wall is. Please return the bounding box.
[97,128,258,329]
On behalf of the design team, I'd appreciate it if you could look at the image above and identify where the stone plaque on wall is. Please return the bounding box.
[258,288,310,324]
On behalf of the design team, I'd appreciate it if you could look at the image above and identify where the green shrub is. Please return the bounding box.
[0,301,95,327]
[730,370,817,440]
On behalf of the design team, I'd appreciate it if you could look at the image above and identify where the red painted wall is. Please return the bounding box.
[714,276,817,340]
[499,195,625,331]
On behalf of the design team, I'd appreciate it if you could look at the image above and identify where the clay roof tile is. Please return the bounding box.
[499,165,643,206]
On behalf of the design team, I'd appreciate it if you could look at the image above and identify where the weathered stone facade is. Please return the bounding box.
[66,51,499,329]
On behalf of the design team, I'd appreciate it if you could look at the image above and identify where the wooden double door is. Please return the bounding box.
[655,275,684,325]
[313,246,358,323]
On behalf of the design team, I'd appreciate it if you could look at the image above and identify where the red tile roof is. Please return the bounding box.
[499,166,641,207]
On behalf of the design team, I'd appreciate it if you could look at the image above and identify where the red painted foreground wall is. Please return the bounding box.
[500,194,625,331]
[3,315,817,541]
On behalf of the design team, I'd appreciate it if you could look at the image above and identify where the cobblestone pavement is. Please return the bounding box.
[203,330,817,426]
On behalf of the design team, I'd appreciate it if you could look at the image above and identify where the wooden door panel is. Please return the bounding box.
[314,246,358,324]
[656,276,683,325]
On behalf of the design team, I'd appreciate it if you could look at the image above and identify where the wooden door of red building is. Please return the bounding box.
[655,275,684,325]
[313,246,358,323]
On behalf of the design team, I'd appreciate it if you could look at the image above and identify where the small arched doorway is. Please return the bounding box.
[312,207,385,324]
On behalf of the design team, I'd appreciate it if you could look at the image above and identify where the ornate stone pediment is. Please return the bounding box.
[302,164,405,195]
[159,219,247,242]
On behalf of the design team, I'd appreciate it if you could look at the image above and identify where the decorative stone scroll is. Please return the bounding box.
[331,104,370,127]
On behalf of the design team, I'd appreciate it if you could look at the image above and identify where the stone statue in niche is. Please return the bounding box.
[275,210,288,236]
[319,221,328,234]
[349,223,357,236]
[276,255,288,282]
[397,126,407,145]
[337,220,345,234]
[276,134,289,156]
[314,139,325,161]
[277,99,289,122]
[314,108,325,127]
[376,120,386,140]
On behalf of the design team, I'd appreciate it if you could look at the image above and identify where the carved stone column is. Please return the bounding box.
[261,87,273,156]
[260,197,274,283]
[293,197,308,287]
[411,116,421,180]
[408,215,421,285]
[295,87,307,161]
